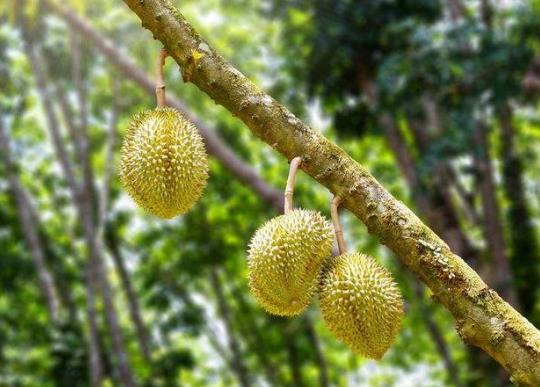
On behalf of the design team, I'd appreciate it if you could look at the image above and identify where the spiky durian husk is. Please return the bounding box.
[120,107,208,219]
[318,252,403,359]
[247,209,334,316]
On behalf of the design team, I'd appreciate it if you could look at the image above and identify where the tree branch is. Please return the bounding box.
[121,1,540,383]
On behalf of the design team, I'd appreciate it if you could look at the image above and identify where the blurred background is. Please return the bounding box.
[1,0,540,386]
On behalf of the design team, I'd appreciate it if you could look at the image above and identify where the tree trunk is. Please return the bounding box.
[411,279,462,386]
[69,33,138,387]
[0,120,61,323]
[105,228,152,362]
[472,122,515,305]
[302,316,330,387]
[23,37,105,387]
[229,285,281,386]
[24,26,136,384]
[497,104,540,325]
[122,3,540,383]
[208,268,251,387]
[282,324,305,387]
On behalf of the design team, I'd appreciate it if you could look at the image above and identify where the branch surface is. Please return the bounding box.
[122,0,540,384]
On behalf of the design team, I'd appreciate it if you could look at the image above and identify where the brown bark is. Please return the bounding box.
[121,2,540,383]
[0,121,61,323]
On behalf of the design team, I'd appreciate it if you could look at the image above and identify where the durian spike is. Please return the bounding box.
[155,48,169,108]
[284,156,302,214]
[331,196,347,255]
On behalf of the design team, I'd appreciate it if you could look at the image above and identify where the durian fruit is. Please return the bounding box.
[318,252,403,359]
[247,209,334,316]
[120,107,208,219]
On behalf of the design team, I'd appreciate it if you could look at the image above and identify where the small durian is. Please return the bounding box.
[248,209,334,316]
[318,252,403,359]
[120,107,208,219]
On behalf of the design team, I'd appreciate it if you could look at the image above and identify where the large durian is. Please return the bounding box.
[248,209,334,316]
[318,252,403,359]
[120,107,208,219]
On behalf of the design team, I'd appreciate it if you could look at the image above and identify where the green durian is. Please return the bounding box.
[247,209,334,316]
[318,252,403,359]
[120,107,208,219]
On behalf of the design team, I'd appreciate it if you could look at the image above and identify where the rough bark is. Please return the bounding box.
[41,0,283,212]
[209,268,252,387]
[0,121,61,323]
[121,1,540,383]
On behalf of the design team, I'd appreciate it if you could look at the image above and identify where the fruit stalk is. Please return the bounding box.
[330,196,346,255]
[284,156,302,214]
[155,48,169,107]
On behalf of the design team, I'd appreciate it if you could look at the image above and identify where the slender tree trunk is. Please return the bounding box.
[23,37,104,387]
[302,316,330,387]
[208,268,251,387]
[472,122,515,305]
[69,33,137,387]
[24,25,136,384]
[0,120,61,323]
[282,325,304,387]
[497,105,540,325]
[229,285,280,386]
[411,279,462,386]
[105,228,152,362]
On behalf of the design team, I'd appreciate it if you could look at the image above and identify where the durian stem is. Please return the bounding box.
[284,157,302,214]
[155,48,169,108]
[331,196,346,255]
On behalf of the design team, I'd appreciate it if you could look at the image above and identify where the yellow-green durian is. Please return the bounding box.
[318,252,403,359]
[120,107,208,219]
[247,209,334,316]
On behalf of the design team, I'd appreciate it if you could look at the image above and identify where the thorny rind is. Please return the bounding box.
[123,0,540,384]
